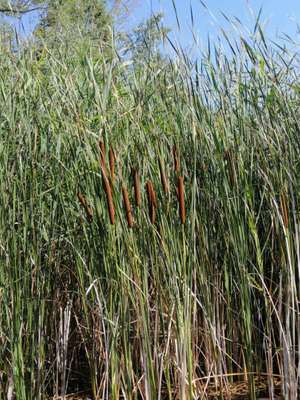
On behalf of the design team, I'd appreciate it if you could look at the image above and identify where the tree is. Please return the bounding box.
[0,1,111,51]
[37,1,108,35]
[33,0,111,46]
[0,1,45,14]
[120,12,169,67]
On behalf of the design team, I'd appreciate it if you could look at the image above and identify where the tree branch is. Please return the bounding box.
[0,5,44,15]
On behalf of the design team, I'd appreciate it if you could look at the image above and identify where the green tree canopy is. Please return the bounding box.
[0,1,43,14]
[35,0,110,40]
[0,1,111,50]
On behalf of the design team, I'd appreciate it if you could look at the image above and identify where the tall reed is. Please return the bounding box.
[146,180,157,224]
[177,176,185,225]
[109,147,115,185]
[101,166,115,225]
[158,157,169,195]
[132,168,142,207]
[77,191,93,222]
[1,8,299,399]
[122,184,134,228]
[172,145,180,175]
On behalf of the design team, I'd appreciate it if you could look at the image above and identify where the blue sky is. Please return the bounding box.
[7,0,300,50]
[130,0,300,51]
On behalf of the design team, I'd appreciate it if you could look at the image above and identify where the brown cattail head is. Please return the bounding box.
[178,176,186,225]
[77,191,87,208]
[77,192,93,222]
[122,185,134,228]
[101,168,115,225]
[159,157,169,195]
[280,191,289,228]
[150,182,157,208]
[132,168,141,207]
[173,145,180,175]
[146,180,157,224]
[99,140,107,174]
[109,147,115,184]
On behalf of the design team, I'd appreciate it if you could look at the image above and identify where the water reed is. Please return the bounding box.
[99,140,107,174]
[146,180,157,224]
[224,148,236,186]
[122,184,134,228]
[172,145,180,175]
[158,157,169,195]
[132,168,141,207]
[177,176,186,225]
[77,192,93,222]
[3,14,298,399]
[109,147,115,184]
[280,191,289,228]
[101,166,115,225]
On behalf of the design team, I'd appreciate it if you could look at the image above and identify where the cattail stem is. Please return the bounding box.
[77,192,93,222]
[178,176,186,225]
[280,191,289,228]
[99,140,107,174]
[159,157,169,195]
[122,185,134,228]
[132,168,141,207]
[173,145,180,175]
[101,167,115,225]
[224,149,236,186]
[109,147,115,184]
[150,181,157,208]
[146,180,157,224]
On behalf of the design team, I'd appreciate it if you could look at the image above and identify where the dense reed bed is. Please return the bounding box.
[0,15,299,400]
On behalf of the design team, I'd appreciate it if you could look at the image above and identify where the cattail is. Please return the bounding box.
[177,176,186,225]
[280,191,289,228]
[101,167,115,225]
[109,147,115,184]
[77,191,86,208]
[122,185,134,228]
[150,182,157,208]
[146,180,156,224]
[158,157,169,195]
[99,140,107,174]
[77,192,93,222]
[173,145,180,174]
[132,168,141,207]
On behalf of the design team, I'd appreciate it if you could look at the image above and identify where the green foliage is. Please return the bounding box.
[35,0,110,42]
[130,13,169,61]
[0,0,111,52]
